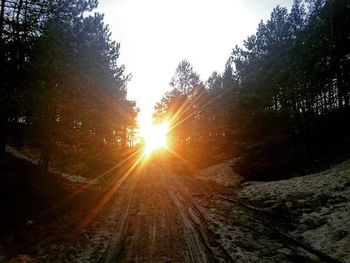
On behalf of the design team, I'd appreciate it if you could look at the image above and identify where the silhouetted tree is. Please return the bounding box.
[0,0,137,172]
[155,0,350,177]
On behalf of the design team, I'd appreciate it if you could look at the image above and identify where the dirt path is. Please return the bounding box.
[58,160,327,263]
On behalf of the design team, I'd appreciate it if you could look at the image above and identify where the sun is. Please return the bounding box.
[141,122,169,155]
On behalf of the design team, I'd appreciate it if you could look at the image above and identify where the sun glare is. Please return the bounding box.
[141,122,169,155]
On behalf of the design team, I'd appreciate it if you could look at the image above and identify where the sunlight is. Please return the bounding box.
[140,122,169,155]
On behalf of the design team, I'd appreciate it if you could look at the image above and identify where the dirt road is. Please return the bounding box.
[60,159,327,263]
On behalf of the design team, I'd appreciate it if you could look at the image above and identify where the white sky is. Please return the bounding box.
[97,0,293,128]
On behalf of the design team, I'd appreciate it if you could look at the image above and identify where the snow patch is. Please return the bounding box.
[6,146,94,185]
[198,160,243,187]
[61,173,93,184]
[237,160,350,263]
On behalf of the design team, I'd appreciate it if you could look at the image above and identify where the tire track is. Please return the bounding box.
[59,171,137,263]
[158,172,188,262]
[98,185,135,263]
[217,194,345,263]
[168,175,234,263]
[60,161,342,263]
[167,187,209,263]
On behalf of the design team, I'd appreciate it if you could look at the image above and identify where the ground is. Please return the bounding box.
[237,160,350,262]
[1,154,349,262]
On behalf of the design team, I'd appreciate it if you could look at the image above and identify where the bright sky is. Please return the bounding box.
[97,0,293,129]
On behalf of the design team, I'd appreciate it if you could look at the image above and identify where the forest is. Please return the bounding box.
[1,0,349,179]
[0,0,138,174]
[154,0,350,179]
[1,0,350,262]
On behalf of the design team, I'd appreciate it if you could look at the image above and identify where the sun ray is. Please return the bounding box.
[166,147,199,174]
[39,147,144,225]
[77,152,145,231]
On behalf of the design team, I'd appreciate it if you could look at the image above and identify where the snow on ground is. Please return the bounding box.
[237,160,350,263]
[6,145,40,165]
[197,160,243,187]
[61,173,91,184]
[197,158,350,262]
[6,146,93,185]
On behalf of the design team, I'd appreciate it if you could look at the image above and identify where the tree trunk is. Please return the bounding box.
[0,0,6,72]
[0,119,6,153]
[0,0,5,38]
[38,146,50,172]
[0,137,5,152]
[345,92,349,108]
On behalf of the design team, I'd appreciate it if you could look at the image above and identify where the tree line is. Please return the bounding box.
[154,0,350,179]
[0,0,137,172]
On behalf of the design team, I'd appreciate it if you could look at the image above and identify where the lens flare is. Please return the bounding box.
[141,122,169,154]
